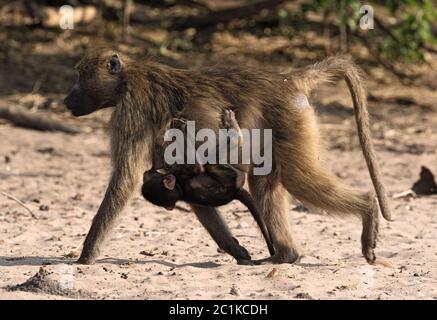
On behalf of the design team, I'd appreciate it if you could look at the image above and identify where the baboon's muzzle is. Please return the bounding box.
[64,84,96,117]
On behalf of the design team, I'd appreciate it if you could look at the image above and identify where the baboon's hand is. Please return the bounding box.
[222,109,238,129]
[231,237,251,261]
[222,109,243,146]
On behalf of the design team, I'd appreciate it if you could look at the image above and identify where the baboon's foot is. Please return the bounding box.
[236,259,255,266]
[361,211,379,265]
[252,250,300,265]
[362,231,377,264]
[77,256,96,265]
[363,248,376,265]
[77,249,99,265]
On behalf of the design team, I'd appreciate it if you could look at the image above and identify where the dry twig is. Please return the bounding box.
[1,192,38,219]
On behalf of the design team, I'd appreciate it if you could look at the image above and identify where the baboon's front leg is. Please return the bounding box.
[190,204,252,264]
[78,171,140,264]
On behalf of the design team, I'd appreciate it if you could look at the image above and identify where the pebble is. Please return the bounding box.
[230,285,241,296]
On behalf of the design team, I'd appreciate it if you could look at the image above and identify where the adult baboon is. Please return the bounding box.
[64,49,391,265]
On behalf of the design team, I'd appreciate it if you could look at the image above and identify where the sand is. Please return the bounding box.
[0,112,436,300]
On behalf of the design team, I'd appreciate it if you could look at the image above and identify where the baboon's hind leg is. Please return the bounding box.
[281,160,379,264]
[248,173,301,264]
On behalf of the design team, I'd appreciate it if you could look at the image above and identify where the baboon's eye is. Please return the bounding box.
[107,54,122,74]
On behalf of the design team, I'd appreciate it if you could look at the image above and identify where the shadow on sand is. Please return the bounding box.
[0,256,221,269]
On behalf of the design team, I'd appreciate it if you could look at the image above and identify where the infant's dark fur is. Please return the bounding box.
[142,110,274,256]
[142,164,274,256]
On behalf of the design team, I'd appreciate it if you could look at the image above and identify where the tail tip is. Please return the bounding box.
[382,210,393,222]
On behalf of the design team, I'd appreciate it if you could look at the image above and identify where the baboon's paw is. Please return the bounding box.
[253,252,300,265]
[236,246,251,261]
[77,254,97,265]
[361,212,379,264]
[362,247,376,265]
[229,237,251,261]
[361,234,376,264]
[237,259,255,266]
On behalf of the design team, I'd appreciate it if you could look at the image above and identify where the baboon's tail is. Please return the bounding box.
[289,56,392,221]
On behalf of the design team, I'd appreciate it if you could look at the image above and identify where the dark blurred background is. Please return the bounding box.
[1,0,436,93]
[0,0,436,139]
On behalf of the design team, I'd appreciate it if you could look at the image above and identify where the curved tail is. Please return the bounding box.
[289,56,392,221]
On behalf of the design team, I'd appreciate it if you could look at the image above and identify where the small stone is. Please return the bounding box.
[72,194,83,201]
[230,285,241,296]
[295,292,314,300]
[236,221,249,229]
[39,205,49,211]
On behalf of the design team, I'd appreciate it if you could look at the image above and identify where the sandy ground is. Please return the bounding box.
[0,104,436,300]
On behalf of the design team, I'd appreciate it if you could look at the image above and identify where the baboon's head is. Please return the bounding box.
[64,50,126,117]
[141,170,181,211]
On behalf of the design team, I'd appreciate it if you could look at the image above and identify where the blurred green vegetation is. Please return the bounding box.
[299,0,437,61]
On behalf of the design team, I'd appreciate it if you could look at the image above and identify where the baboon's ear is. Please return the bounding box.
[107,54,122,74]
[235,172,245,189]
[163,174,176,190]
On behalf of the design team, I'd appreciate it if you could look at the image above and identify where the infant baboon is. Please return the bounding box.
[64,49,391,265]
[142,110,275,257]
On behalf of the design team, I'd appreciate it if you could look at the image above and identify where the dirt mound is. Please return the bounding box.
[5,267,94,299]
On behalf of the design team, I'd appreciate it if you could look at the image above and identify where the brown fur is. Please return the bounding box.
[64,49,390,265]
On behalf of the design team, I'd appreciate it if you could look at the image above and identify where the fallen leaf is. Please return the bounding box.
[266,268,278,278]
